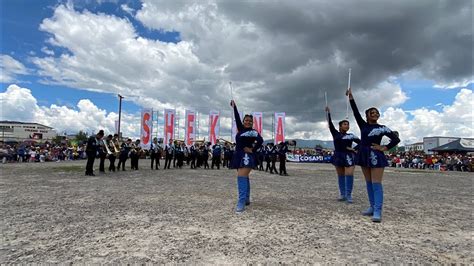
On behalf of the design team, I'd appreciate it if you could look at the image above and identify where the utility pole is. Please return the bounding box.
[272,113,274,144]
[118,94,124,139]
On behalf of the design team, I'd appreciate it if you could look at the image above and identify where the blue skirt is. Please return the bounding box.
[355,146,388,168]
[331,151,356,167]
[230,150,257,169]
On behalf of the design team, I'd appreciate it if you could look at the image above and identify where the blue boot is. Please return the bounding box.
[338,175,346,201]
[372,183,383,222]
[345,175,354,203]
[362,181,374,216]
[245,177,251,205]
[236,176,248,213]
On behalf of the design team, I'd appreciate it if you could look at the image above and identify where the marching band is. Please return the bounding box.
[85,130,292,175]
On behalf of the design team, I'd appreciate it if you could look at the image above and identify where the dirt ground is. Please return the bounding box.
[0,160,472,264]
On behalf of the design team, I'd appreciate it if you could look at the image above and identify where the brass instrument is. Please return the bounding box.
[113,139,120,155]
[218,138,233,145]
[130,143,137,154]
[102,139,113,155]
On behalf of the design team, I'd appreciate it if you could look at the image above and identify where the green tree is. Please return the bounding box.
[52,134,64,145]
[74,130,88,143]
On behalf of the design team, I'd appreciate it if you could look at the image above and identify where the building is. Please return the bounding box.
[0,121,57,143]
[405,142,424,152]
[423,136,473,154]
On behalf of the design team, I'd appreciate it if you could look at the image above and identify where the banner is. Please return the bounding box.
[286,154,332,163]
[114,120,119,135]
[140,109,153,149]
[252,112,263,135]
[185,110,196,146]
[209,110,220,145]
[274,112,285,144]
[164,109,176,145]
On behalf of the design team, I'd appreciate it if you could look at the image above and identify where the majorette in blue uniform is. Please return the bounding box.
[230,100,263,213]
[326,108,360,203]
[348,89,400,222]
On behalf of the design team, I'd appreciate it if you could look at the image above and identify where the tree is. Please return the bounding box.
[52,134,64,145]
[74,130,88,144]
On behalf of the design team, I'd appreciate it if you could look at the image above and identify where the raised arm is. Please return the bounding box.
[231,100,243,131]
[325,107,338,137]
[346,87,366,128]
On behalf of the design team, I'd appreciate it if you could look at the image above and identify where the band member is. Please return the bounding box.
[211,139,222,169]
[172,140,178,168]
[85,130,104,176]
[117,138,132,171]
[196,144,204,168]
[104,134,115,172]
[278,141,289,176]
[98,135,108,173]
[130,139,141,170]
[190,143,198,169]
[264,143,271,172]
[228,143,234,169]
[184,147,190,165]
[164,138,174,169]
[223,143,231,168]
[176,141,185,169]
[269,143,278,174]
[230,100,264,213]
[150,137,162,170]
[203,142,210,169]
[347,87,400,222]
[108,134,119,172]
[257,146,265,171]
[325,106,360,203]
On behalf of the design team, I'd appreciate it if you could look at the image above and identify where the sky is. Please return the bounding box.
[0,0,472,145]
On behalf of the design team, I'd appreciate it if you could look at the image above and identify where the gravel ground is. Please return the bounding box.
[1,160,472,264]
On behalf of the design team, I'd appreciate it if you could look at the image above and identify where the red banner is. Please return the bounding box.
[208,110,220,145]
[274,112,285,144]
[185,110,196,146]
[164,109,175,145]
[252,112,263,135]
[140,108,153,149]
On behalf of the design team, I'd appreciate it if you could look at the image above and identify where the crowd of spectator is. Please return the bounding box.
[0,142,87,163]
[1,142,473,172]
[386,151,473,172]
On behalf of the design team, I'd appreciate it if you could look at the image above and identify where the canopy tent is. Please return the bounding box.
[429,138,474,153]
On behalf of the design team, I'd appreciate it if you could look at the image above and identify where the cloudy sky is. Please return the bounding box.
[1,0,472,144]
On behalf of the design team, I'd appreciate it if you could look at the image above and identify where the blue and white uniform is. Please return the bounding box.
[350,99,400,168]
[327,112,360,167]
[230,104,263,169]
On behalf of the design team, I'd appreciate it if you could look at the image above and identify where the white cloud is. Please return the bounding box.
[120,4,134,15]
[433,79,473,90]
[380,88,473,145]
[0,84,140,138]
[16,2,471,144]
[0,55,28,83]
[32,4,220,111]
[41,46,55,56]
[0,84,472,145]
